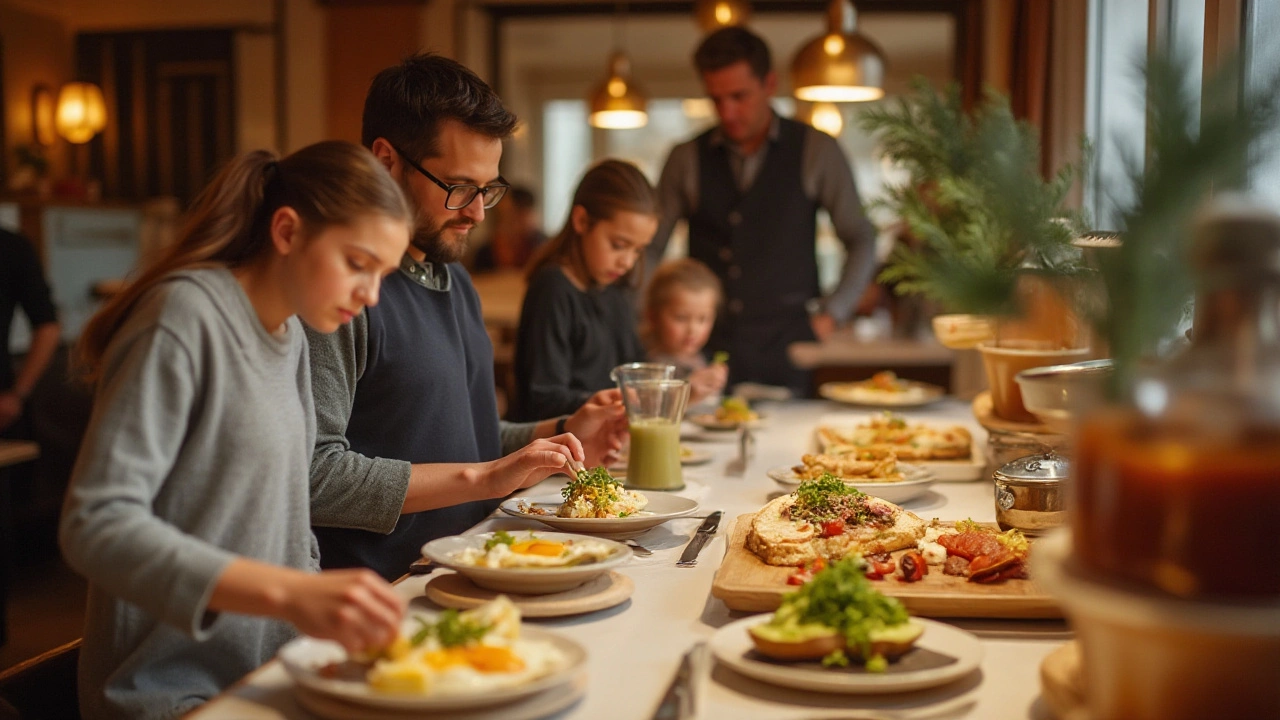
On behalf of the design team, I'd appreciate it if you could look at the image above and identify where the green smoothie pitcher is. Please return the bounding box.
[612,365,688,491]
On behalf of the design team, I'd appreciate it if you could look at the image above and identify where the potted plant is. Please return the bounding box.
[858,81,1092,422]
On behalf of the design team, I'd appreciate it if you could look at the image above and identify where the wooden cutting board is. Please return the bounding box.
[710,514,1062,618]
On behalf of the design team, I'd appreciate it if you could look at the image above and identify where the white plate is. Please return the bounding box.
[709,615,982,694]
[766,464,936,504]
[499,492,699,540]
[278,621,586,712]
[687,412,765,431]
[420,532,632,595]
[294,672,587,720]
[819,381,946,408]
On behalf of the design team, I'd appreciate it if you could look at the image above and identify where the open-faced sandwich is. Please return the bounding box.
[746,475,926,566]
[792,448,904,483]
[816,413,972,461]
[748,556,925,672]
[351,597,567,695]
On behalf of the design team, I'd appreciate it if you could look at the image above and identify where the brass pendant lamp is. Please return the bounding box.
[791,0,886,103]
[588,4,648,129]
[694,0,751,31]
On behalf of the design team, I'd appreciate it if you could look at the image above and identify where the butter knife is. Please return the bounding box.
[649,642,704,720]
[676,511,723,567]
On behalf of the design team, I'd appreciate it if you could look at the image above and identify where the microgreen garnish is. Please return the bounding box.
[484,530,516,551]
[791,474,869,523]
[769,557,910,672]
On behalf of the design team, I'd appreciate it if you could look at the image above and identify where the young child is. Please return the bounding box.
[60,141,412,720]
[644,258,729,405]
[512,160,656,421]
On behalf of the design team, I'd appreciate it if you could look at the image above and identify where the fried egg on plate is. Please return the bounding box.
[454,535,619,569]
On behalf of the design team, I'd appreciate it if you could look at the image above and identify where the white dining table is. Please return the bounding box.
[187,399,1070,720]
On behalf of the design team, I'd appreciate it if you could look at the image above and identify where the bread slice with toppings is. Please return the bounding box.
[746,476,926,566]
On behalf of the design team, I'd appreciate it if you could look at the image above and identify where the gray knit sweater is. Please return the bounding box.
[59,268,318,720]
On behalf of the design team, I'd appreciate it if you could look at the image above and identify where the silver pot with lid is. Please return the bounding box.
[993,452,1069,535]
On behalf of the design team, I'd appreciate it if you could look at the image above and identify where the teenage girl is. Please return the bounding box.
[644,257,729,405]
[60,141,412,720]
[512,160,657,421]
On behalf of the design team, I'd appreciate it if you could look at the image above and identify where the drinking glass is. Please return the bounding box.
[614,374,689,491]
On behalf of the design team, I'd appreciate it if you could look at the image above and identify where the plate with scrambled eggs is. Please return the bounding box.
[279,597,585,711]
[422,531,632,594]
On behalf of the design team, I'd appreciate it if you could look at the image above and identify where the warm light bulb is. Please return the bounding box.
[608,78,627,98]
[589,110,649,129]
[809,102,844,136]
[55,82,107,144]
[823,35,844,56]
[715,2,733,24]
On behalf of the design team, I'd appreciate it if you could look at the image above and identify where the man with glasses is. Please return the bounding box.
[647,27,878,396]
[304,53,628,581]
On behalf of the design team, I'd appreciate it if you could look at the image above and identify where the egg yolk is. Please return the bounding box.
[423,646,526,673]
[511,539,565,557]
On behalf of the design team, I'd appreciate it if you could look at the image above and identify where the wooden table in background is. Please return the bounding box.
[789,334,958,393]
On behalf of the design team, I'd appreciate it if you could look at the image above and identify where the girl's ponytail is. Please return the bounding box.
[77,141,408,382]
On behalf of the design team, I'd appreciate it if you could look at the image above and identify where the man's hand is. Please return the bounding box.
[565,389,628,466]
[0,391,22,433]
[810,313,837,342]
[475,436,582,496]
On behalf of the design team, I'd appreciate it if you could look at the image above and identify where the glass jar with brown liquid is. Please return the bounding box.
[1072,204,1280,599]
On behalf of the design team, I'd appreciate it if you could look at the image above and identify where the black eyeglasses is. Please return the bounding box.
[391,145,509,210]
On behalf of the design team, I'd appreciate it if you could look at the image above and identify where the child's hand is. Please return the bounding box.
[688,364,728,404]
[566,392,628,466]
[282,569,406,654]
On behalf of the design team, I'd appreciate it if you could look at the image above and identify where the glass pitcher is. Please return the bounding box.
[613,371,689,491]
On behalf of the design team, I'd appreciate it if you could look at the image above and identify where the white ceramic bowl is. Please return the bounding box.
[421,531,631,595]
[1014,359,1112,434]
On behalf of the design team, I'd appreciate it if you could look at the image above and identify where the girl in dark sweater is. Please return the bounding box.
[513,160,657,420]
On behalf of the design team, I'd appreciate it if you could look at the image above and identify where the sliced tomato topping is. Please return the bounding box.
[820,519,845,537]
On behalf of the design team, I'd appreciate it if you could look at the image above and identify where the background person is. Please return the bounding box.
[646,26,879,396]
[643,258,727,406]
[512,159,656,421]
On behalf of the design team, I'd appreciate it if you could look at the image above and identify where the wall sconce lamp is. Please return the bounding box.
[791,0,886,103]
[31,84,58,147]
[55,82,108,144]
[694,0,751,32]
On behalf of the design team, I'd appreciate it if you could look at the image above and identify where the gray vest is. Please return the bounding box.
[688,117,818,390]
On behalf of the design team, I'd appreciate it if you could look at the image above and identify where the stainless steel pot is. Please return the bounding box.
[993,452,1069,535]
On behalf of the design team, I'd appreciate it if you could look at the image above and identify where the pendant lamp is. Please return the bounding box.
[791,0,886,103]
[588,4,648,130]
[588,51,648,129]
[694,0,751,31]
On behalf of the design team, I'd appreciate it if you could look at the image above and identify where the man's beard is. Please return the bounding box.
[404,180,475,265]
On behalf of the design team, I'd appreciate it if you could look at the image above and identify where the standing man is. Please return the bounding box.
[307,54,627,581]
[648,26,878,396]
